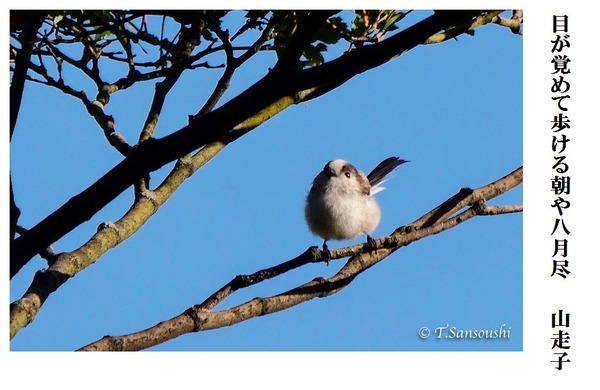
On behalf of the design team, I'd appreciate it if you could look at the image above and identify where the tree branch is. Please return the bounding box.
[194,15,276,117]
[272,10,337,71]
[86,94,133,156]
[193,19,236,117]
[138,21,206,142]
[9,10,504,280]
[423,10,502,44]
[10,174,21,242]
[77,166,522,351]
[10,11,46,140]
[25,61,134,156]
[14,225,56,262]
[39,35,105,89]
[296,10,486,102]
[9,141,226,340]
[493,10,523,34]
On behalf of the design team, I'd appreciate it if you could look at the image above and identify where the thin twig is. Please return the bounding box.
[194,22,236,116]
[492,10,523,35]
[423,11,503,44]
[194,17,275,117]
[10,10,496,277]
[26,61,133,156]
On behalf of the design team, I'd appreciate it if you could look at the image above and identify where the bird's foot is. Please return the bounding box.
[322,241,332,265]
[366,235,377,251]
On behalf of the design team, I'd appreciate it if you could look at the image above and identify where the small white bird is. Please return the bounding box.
[304,157,408,257]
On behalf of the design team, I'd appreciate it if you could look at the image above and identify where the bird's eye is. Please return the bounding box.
[344,171,351,178]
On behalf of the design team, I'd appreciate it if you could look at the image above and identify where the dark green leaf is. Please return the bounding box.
[350,14,366,36]
[303,42,325,65]
[315,18,345,45]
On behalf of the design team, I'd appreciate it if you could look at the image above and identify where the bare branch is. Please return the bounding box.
[194,20,236,116]
[14,225,56,263]
[38,36,104,88]
[133,21,209,193]
[493,10,523,35]
[86,97,133,156]
[10,11,46,140]
[25,61,134,156]
[10,175,21,243]
[9,10,508,282]
[138,21,206,142]
[194,16,276,117]
[423,10,503,44]
[9,141,226,340]
[230,13,269,42]
[477,204,523,215]
[77,166,522,351]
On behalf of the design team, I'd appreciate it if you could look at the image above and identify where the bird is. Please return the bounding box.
[304,156,408,259]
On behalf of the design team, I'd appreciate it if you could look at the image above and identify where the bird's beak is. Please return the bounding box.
[323,161,336,177]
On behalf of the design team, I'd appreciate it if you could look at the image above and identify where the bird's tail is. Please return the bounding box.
[367,157,409,192]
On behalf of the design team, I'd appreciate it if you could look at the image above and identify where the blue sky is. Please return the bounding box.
[8,10,524,352]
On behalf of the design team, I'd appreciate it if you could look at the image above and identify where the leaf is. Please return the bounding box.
[382,11,405,31]
[94,29,113,40]
[316,18,345,45]
[302,42,326,67]
[350,12,367,36]
[94,10,113,24]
